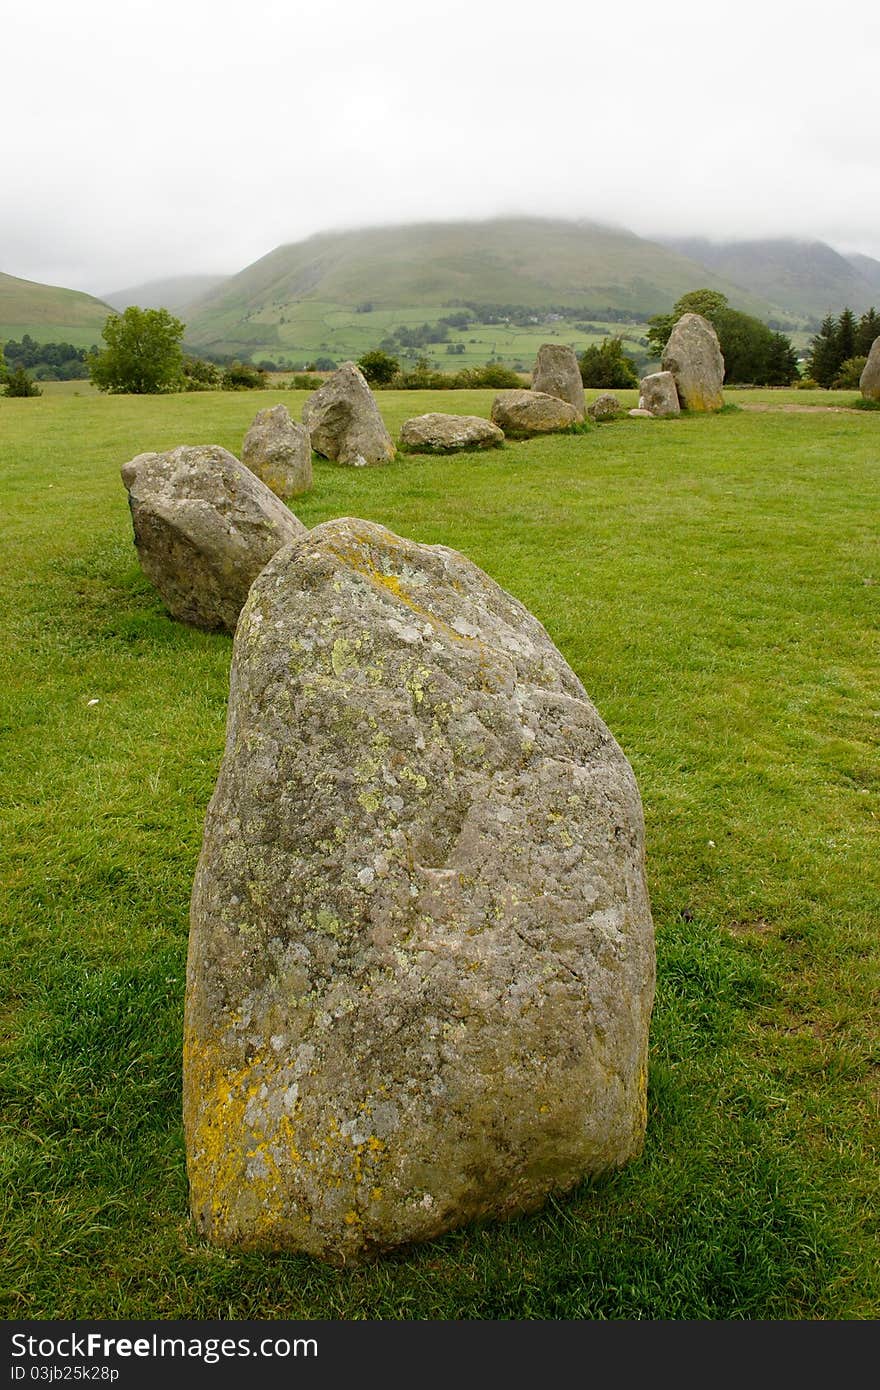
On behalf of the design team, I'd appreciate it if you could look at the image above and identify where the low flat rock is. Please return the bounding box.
[532,344,585,413]
[661,313,725,411]
[121,444,305,634]
[639,371,680,417]
[627,408,654,418]
[185,517,655,1263]
[860,336,880,400]
[490,389,582,437]
[303,362,395,466]
[587,393,621,421]
[243,404,313,499]
[400,413,504,453]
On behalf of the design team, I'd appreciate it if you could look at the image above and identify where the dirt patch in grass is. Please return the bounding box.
[738,403,862,414]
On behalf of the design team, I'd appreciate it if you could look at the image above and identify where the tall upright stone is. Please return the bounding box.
[860,336,880,401]
[242,404,312,499]
[661,313,725,411]
[120,445,305,634]
[185,518,655,1264]
[532,344,586,414]
[302,362,395,466]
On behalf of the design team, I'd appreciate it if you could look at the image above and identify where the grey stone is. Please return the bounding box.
[302,362,395,466]
[400,413,504,453]
[587,393,621,422]
[860,336,880,400]
[661,313,725,411]
[242,404,313,499]
[532,344,586,413]
[120,445,305,634]
[627,409,654,418]
[638,371,680,417]
[185,517,655,1264]
[490,389,582,437]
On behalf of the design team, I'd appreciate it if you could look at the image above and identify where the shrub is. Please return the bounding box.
[3,366,41,397]
[579,338,639,389]
[220,361,267,390]
[833,356,868,389]
[182,356,220,391]
[290,373,324,390]
[358,349,400,386]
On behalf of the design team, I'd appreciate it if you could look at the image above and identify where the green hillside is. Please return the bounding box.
[183,218,778,363]
[659,237,880,321]
[0,272,114,350]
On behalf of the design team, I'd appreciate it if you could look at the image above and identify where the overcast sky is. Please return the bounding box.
[3,0,877,294]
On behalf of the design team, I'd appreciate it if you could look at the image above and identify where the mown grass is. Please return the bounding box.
[1,389,877,1319]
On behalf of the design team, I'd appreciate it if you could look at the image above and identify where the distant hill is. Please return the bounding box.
[183,217,778,359]
[102,274,229,314]
[843,252,880,295]
[657,237,880,321]
[0,272,114,349]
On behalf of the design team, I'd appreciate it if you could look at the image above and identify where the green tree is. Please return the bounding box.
[646,289,730,356]
[0,344,6,382]
[3,365,42,397]
[765,332,801,386]
[88,307,185,394]
[578,338,639,389]
[808,315,843,388]
[836,308,857,364]
[357,348,400,386]
[856,308,880,357]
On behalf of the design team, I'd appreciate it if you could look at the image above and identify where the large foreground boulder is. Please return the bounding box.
[242,404,312,499]
[661,313,725,411]
[400,413,504,453]
[531,344,586,413]
[490,389,582,437]
[639,371,680,417]
[121,445,305,634]
[303,362,395,466]
[185,517,655,1264]
[860,336,880,400]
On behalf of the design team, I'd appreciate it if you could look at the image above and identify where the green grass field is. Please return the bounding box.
[1,389,877,1319]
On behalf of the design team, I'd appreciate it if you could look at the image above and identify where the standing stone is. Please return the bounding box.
[120,445,305,634]
[587,393,621,422]
[639,371,680,418]
[302,362,395,466]
[661,313,725,411]
[860,336,880,400]
[185,517,655,1264]
[242,404,313,499]
[400,413,504,453]
[490,389,582,437]
[532,344,586,414]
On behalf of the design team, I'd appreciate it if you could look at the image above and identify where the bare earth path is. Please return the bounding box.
[738,402,863,414]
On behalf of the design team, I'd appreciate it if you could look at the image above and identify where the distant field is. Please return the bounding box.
[1,390,877,1319]
[179,297,656,372]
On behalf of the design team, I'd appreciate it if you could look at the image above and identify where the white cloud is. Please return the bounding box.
[2,0,877,291]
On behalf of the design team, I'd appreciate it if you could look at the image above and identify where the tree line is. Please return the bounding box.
[806,308,879,387]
